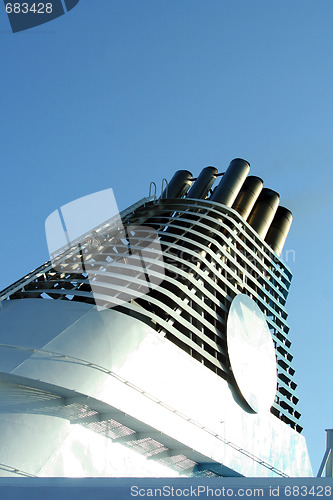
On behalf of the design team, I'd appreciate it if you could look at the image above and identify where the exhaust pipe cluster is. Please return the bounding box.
[161,158,292,256]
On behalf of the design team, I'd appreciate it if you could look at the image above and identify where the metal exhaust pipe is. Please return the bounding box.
[187,166,218,199]
[160,170,193,199]
[232,176,263,221]
[247,188,280,239]
[265,206,293,256]
[210,158,250,207]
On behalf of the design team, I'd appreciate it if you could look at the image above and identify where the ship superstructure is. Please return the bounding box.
[0,159,312,477]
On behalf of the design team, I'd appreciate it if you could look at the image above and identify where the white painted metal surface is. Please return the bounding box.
[0,299,312,478]
[227,294,277,413]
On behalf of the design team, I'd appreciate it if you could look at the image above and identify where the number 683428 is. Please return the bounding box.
[5,3,53,14]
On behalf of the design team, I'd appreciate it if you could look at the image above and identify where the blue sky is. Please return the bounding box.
[0,0,332,475]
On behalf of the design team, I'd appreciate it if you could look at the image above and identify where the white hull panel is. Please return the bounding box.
[0,299,312,477]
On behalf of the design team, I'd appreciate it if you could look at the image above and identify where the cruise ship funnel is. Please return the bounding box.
[0,157,312,479]
[210,158,250,207]
[265,206,293,256]
[187,166,218,199]
[247,188,280,239]
[161,170,193,199]
[232,176,263,221]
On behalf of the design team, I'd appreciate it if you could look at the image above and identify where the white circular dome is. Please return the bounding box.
[227,294,277,413]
